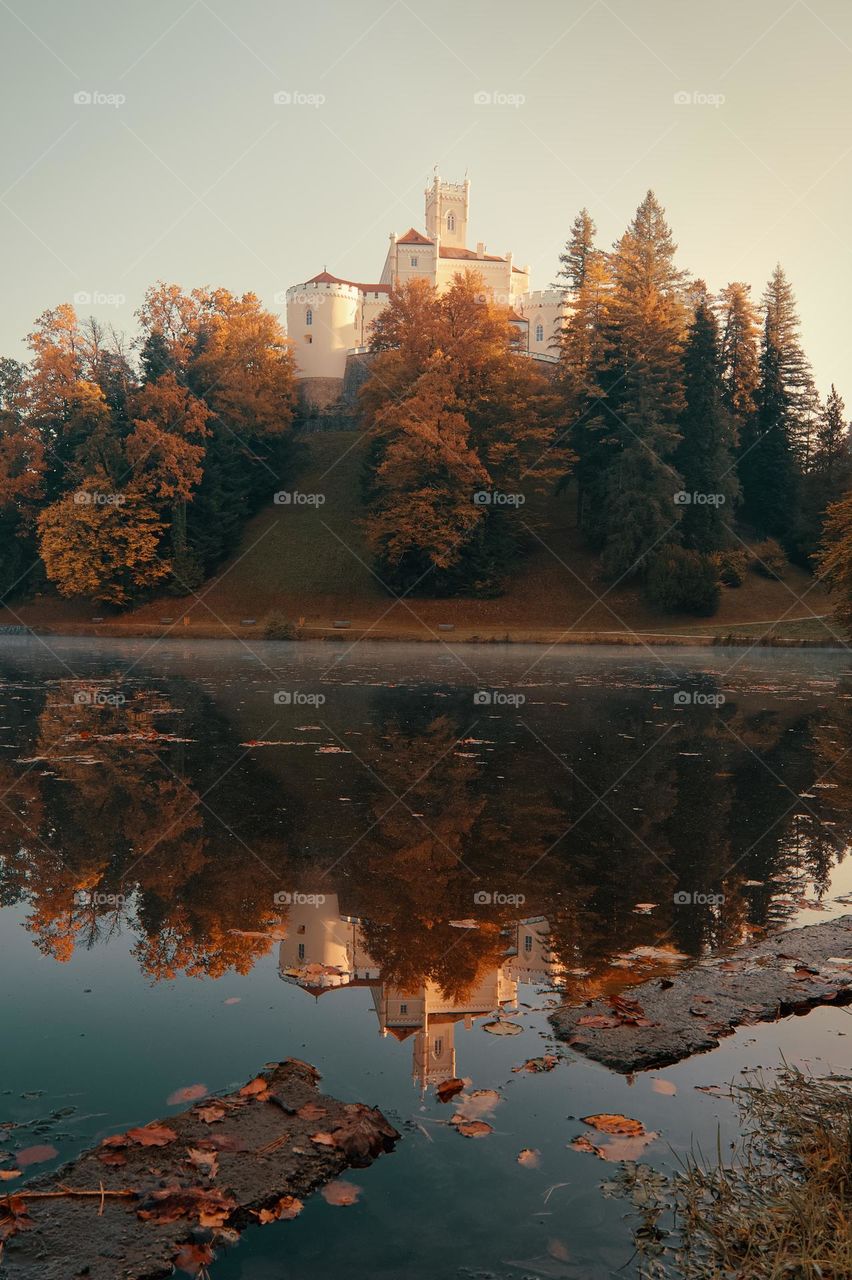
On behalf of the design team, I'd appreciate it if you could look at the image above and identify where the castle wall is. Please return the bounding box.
[286,280,361,379]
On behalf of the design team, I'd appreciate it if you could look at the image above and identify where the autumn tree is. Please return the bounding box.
[718,281,760,445]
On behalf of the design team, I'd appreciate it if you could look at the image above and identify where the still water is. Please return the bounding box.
[1,638,850,1278]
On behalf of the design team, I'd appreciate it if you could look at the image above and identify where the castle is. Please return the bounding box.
[285,174,567,409]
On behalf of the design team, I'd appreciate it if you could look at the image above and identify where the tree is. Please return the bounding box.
[578,191,688,577]
[796,386,852,562]
[557,208,598,291]
[37,481,169,605]
[675,299,739,552]
[819,485,852,633]
[718,282,760,440]
[739,267,813,539]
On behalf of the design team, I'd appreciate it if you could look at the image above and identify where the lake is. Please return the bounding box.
[1,638,850,1279]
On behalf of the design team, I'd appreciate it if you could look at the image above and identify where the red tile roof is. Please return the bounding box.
[440,245,506,263]
[305,271,389,294]
[397,228,434,245]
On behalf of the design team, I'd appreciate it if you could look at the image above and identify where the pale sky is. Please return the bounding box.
[2,0,851,402]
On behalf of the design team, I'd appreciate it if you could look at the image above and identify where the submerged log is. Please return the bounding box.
[0,1058,399,1279]
[551,914,852,1073]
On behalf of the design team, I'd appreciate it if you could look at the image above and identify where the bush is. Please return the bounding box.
[645,545,721,616]
[263,612,299,640]
[712,548,748,588]
[750,538,787,579]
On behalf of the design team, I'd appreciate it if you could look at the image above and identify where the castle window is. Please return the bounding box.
[447,211,455,231]
[306,307,313,326]
[434,1038,443,1056]
[524,934,533,953]
[535,322,544,343]
[400,1003,408,1015]
[410,256,418,267]
[304,334,312,344]
[298,943,305,960]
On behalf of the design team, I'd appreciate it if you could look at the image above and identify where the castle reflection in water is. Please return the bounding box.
[278,894,562,1088]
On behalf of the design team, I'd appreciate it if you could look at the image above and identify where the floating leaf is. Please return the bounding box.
[167,1083,208,1106]
[483,1020,523,1036]
[581,1114,644,1136]
[126,1123,177,1147]
[196,1104,226,1124]
[651,1078,677,1096]
[517,1147,540,1168]
[450,1117,493,1138]
[512,1055,558,1074]
[239,1077,270,1099]
[173,1242,215,1276]
[321,1180,360,1206]
[14,1144,58,1167]
[256,1194,304,1223]
[435,1077,466,1103]
[0,1169,22,1180]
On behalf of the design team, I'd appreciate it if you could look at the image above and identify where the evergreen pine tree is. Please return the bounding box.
[718,281,760,443]
[675,299,740,551]
[557,208,597,291]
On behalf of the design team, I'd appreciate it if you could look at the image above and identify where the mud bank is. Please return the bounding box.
[551,915,852,1073]
[0,1059,399,1280]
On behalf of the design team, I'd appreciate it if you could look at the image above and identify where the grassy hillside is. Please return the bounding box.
[4,430,843,645]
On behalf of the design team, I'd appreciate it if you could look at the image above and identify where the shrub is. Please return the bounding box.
[750,538,787,579]
[645,545,721,616]
[712,548,748,588]
[264,612,299,640]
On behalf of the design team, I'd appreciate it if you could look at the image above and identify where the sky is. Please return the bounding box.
[1,0,851,401]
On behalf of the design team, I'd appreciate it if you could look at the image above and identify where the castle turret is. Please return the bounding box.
[425,174,470,249]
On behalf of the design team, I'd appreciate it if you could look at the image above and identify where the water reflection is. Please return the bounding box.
[1,659,850,1014]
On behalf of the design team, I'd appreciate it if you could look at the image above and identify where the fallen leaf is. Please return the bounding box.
[137,1187,235,1227]
[651,1078,677,1096]
[173,1242,215,1276]
[517,1147,540,1168]
[126,1123,177,1147]
[256,1194,304,1223]
[223,997,241,1005]
[577,1014,621,1029]
[96,1149,127,1167]
[435,1077,466,1103]
[581,1114,644,1136]
[167,1083,208,1106]
[310,1132,336,1147]
[196,1104,226,1124]
[14,1144,58,1167]
[186,1146,219,1178]
[327,1105,399,1164]
[297,1101,327,1121]
[512,1056,559,1074]
[321,1180,360,1206]
[570,1129,659,1162]
[483,1020,523,1036]
[239,1077,270,1099]
[0,1170,22,1180]
[0,1196,33,1241]
[453,1089,501,1122]
[450,1117,493,1138]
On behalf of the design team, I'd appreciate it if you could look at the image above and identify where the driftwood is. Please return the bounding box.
[0,1058,399,1279]
[551,914,852,1073]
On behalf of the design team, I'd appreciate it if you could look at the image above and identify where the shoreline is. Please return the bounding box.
[1,619,847,650]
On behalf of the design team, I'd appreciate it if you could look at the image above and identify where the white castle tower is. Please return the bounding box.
[285,173,567,408]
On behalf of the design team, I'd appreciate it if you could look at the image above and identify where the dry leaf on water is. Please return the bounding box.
[0,1170,22,1180]
[321,1180,360,1206]
[172,1242,215,1276]
[581,1114,645,1135]
[14,1144,58,1167]
[450,1117,493,1138]
[512,1056,558,1074]
[239,1078,270,1100]
[435,1077,466,1103]
[483,1020,523,1036]
[167,1083,208,1106]
[255,1195,304,1223]
[126,1123,177,1147]
[571,1130,659,1162]
[517,1148,540,1168]
[651,1078,677,1096]
[196,1104,226,1124]
[453,1089,501,1121]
